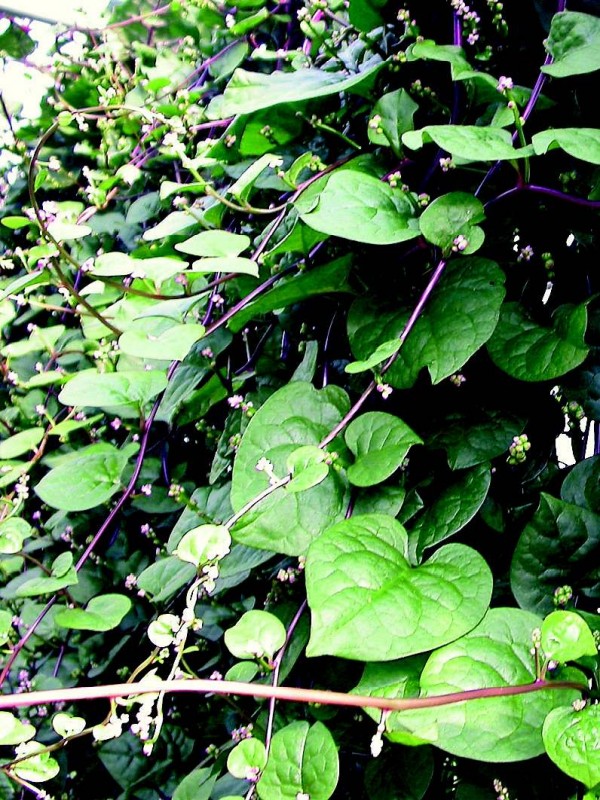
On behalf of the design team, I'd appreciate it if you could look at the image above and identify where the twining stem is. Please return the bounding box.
[0,676,586,713]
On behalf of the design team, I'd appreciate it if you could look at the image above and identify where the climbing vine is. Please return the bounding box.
[0,0,599,798]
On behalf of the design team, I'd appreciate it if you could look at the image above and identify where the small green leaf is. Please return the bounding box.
[0,428,45,460]
[12,742,60,783]
[52,713,87,738]
[174,524,232,567]
[543,705,600,788]
[541,611,597,662]
[306,514,492,660]
[0,517,33,554]
[296,170,420,245]
[46,222,92,240]
[55,594,131,631]
[0,712,36,746]
[227,739,267,780]
[345,412,422,487]
[191,257,259,277]
[488,302,589,382]
[532,128,600,165]
[1,215,32,229]
[175,230,251,257]
[402,125,533,161]
[142,211,199,241]
[224,610,286,660]
[148,614,180,647]
[118,323,205,361]
[285,445,329,493]
[419,192,485,255]
[257,721,339,800]
[345,338,401,374]
[542,11,600,77]
[367,88,418,155]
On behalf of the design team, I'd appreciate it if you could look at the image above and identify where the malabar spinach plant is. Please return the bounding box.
[0,0,599,798]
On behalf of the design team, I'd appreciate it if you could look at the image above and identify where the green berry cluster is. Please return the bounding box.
[507,433,531,465]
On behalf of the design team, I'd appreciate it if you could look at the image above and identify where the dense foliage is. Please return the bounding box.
[0,0,600,797]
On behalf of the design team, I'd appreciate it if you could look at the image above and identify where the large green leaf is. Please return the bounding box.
[305,514,492,660]
[402,126,534,161]
[511,494,600,614]
[487,303,589,382]
[257,722,339,800]
[230,382,349,555]
[542,11,600,77]
[118,322,205,361]
[207,63,384,118]
[295,170,420,245]
[361,609,583,762]
[532,128,600,165]
[34,446,130,511]
[59,369,168,410]
[561,455,600,512]
[410,464,491,556]
[543,705,600,788]
[175,230,250,257]
[348,258,505,388]
[345,411,422,487]
[0,428,45,459]
[367,88,418,155]
[224,610,286,660]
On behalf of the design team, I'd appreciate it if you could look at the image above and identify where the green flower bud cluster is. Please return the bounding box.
[507,433,531,465]
[553,585,573,607]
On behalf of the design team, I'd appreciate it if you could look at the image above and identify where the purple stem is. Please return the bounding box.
[486,183,600,211]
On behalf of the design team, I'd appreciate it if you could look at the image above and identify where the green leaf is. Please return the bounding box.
[306,514,492,660]
[118,323,205,361]
[55,594,131,631]
[0,428,45,459]
[175,230,251,257]
[285,445,329,493]
[191,256,259,277]
[561,455,600,513]
[1,215,32,229]
[34,446,129,511]
[402,125,533,161]
[487,303,589,382]
[419,192,485,255]
[52,713,87,738]
[59,369,168,410]
[207,63,384,118]
[433,411,525,470]
[345,412,422,487]
[230,382,350,555]
[0,21,35,59]
[542,11,600,77]
[148,613,180,647]
[410,464,491,556]
[0,609,12,645]
[364,748,434,800]
[543,705,600,788]
[227,739,268,780]
[541,611,597,662]
[16,553,78,597]
[229,256,353,333]
[137,556,196,603]
[0,712,36,746]
[295,170,420,245]
[142,211,199,241]
[173,767,217,800]
[349,258,506,389]
[367,89,419,154]
[511,494,600,614]
[344,338,401,374]
[224,610,286,660]
[0,515,34,555]
[46,221,92,241]
[92,253,187,283]
[532,128,600,165]
[11,742,60,783]
[257,721,338,800]
[349,0,388,32]
[174,524,232,567]
[364,609,583,761]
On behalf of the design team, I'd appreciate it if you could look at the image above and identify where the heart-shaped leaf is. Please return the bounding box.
[0,712,36,746]
[59,369,168,409]
[345,412,422,487]
[0,517,33,554]
[532,128,600,165]
[402,126,533,161]
[419,192,485,255]
[541,610,597,662]
[306,514,492,660]
[224,610,286,660]
[55,594,132,631]
[257,721,339,800]
[487,302,589,381]
[12,742,60,783]
[190,257,259,277]
[175,230,251,257]
[542,11,600,77]
[174,524,232,567]
[543,705,600,788]
[230,382,349,555]
[227,739,267,780]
